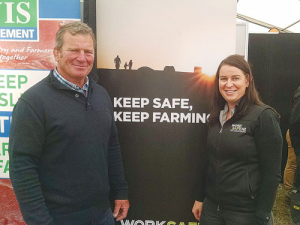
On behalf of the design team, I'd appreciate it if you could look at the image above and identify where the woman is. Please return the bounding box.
[192,55,282,225]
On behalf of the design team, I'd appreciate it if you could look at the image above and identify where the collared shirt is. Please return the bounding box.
[219,104,235,127]
[53,68,89,96]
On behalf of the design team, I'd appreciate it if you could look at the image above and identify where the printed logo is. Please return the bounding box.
[0,0,39,41]
[230,124,246,133]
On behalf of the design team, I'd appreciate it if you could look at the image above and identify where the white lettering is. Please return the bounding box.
[120,221,166,225]
[0,116,9,133]
[17,2,30,24]
[114,111,149,122]
[0,46,9,54]
[114,97,122,108]
[5,2,14,23]
[121,220,135,225]
[153,112,207,123]
[153,98,190,109]
[114,97,149,108]
[0,29,34,39]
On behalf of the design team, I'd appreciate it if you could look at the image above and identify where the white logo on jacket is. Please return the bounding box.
[230,124,246,133]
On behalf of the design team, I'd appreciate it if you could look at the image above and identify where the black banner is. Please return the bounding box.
[98,67,212,224]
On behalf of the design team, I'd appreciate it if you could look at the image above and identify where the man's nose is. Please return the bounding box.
[76,51,86,61]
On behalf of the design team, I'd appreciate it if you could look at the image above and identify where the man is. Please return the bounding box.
[289,85,300,223]
[114,55,121,69]
[9,21,129,225]
[290,85,300,190]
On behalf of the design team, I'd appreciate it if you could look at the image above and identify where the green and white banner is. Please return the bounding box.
[0,0,39,41]
[0,0,80,223]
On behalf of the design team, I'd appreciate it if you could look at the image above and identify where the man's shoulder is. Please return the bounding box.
[20,72,52,101]
[89,79,110,97]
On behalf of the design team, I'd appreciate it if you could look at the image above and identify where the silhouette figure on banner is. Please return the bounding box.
[128,60,133,70]
[114,55,121,69]
[124,62,128,70]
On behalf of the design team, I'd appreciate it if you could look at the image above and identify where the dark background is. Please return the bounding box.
[248,33,300,176]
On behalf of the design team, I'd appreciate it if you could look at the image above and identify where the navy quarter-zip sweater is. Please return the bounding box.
[9,71,128,225]
[196,104,282,224]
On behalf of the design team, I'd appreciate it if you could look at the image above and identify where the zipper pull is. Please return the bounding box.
[217,205,220,211]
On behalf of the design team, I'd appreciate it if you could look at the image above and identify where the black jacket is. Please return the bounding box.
[290,86,300,149]
[197,104,282,224]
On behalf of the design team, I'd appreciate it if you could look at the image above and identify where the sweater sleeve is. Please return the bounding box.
[107,111,128,200]
[253,108,282,225]
[9,99,54,225]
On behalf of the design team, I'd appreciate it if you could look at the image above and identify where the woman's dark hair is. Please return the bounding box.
[208,54,264,125]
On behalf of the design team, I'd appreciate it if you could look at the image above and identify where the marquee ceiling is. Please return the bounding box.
[237,0,300,33]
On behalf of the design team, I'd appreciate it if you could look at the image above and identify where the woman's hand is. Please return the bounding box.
[192,200,203,221]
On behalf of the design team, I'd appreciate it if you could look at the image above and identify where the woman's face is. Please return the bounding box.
[219,65,249,109]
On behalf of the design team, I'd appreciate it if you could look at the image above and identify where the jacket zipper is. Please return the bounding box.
[216,114,236,210]
[216,123,222,210]
[249,184,254,199]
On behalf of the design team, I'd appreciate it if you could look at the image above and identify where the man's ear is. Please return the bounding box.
[53,48,60,62]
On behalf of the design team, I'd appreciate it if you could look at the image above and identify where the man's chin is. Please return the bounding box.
[73,71,91,77]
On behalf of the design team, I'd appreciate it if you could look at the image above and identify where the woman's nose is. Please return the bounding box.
[226,79,233,87]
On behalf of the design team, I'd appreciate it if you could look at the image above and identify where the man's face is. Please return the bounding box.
[53,32,94,86]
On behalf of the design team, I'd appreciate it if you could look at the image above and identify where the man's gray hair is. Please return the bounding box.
[55,21,96,51]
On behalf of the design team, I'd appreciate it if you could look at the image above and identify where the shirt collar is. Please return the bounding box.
[53,68,89,96]
[219,103,235,127]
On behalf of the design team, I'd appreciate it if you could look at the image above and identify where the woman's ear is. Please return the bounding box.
[246,74,250,87]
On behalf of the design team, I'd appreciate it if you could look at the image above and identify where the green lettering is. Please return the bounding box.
[2,143,9,156]
[7,75,16,89]
[167,222,176,225]
[0,160,2,169]
[0,93,8,106]
[10,93,16,107]
[4,160,9,173]
[18,75,28,89]
[0,75,4,88]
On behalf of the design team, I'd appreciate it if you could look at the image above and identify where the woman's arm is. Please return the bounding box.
[192,200,203,221]
[254,108,282,224]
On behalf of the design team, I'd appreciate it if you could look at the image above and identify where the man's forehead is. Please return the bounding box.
[63,32,92,40]
[62,32,94,48]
